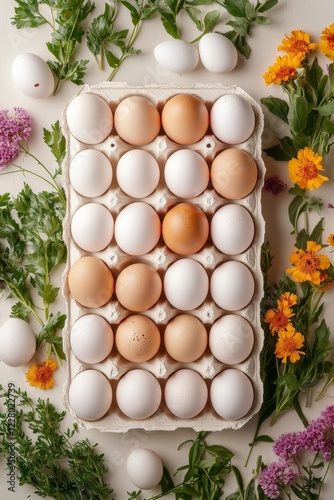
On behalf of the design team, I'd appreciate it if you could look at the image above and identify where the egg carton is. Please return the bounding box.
[61,82,266,432]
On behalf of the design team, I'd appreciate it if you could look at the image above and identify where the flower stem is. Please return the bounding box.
[106,20,141,81]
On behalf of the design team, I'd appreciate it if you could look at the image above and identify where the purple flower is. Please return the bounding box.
[302,405,334,461]
[263,175,288,195]
[273,431,303,460]
[0,107,32,170]
[259,460,299,499]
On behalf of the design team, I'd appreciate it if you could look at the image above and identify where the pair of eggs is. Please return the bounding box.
[70,312,254,366]
[69,367,254,422]
[67,256,255,313]
[69,146,258,201]
[66,92,255,146]
[70,201,255,257]
[154,33,238,74]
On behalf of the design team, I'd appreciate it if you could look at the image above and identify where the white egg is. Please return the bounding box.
[164,369,208,418]
[69,149,113,198]
[164,150,209,198]
[116,369,162,419]
[210,369,254,420]
[154,39,199,73]
[209,314,254,364]
[126,449,163,490]
[164,259,209,311]
[199,33,238,73]
[117,150,160,198]
[210,94,255,144]
[66,93,113,144]
[71,203,114,252]
[210,204,255,255]
[68,369,112,421]
[115,202,161,255]
[210,261,254,311]
[70,314,114,364]
[0,318,36,367]
[12,53,54,98]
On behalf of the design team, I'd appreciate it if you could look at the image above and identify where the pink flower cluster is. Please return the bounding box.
[259,405,334,498]
[0,107,32,170]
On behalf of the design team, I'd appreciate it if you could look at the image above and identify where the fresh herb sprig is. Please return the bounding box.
[218,0,279,58]
[0,386,113,499]
[0,120,67,361]
[127,431,234,500]
[11,0,96,94]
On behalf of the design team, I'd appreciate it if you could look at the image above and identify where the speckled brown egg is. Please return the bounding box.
[162,203,209,255]
[67,256,114,308]
[210,148,258,200]
[161,94,209,145]
[115,315,161,362]
[115,263,162,312]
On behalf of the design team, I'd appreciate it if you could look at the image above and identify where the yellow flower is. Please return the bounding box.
[264,306,294,335]
[288,147,328,190]
[26,358,58,390]
[277,292,298,308]
[286,240,331,285]
[275,326,305,364]
[319,23,334,60]
[263,54,302,85]
[278,30,318,59]
[327,233,334,247]
[317,272,333,293]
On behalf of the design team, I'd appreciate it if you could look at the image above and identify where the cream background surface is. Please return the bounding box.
[1,0,334,498]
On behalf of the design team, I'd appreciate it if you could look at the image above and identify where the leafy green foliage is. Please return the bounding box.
[0,387,113,499]
[128,432,234,499]
[221,0,278,58]
[11,0,96,93]
[0,122,67,361]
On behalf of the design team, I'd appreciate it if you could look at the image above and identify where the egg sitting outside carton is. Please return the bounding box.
[12,53,55,98]
[0,318,36,367]
[154,33,238,74]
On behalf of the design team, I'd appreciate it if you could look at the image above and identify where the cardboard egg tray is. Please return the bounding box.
[62,82,265,432]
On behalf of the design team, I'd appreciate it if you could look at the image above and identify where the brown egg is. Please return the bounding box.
[164,314,208,362]
[114,96,161,145]
[67,256,114,308]
[115,315,161,362]
[210,148,258,200]
[161,94,209,145]
[115,263,162,312]
[162,202,209,255]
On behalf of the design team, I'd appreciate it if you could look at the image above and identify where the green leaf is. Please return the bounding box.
[105,49,120,67]
[11,0,47,28]
[202,10,221,34]
[43,121,66,167]
[252,434,275,444]
[276,373,300,391]
[11,301,32,320]
[288,194,308,233]
[263,144,290,161]
[223,0,247,17]
[316,99,334,116]
[309,218,324,243]
[121,0,141,24]
[260,96,289,124]
[288,95,309,134]
[255,15,270,25]
[257,0,278,13]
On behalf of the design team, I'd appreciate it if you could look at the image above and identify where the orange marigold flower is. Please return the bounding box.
[275,326,305,364]
[263,54,302,85]
[277,292,298,308]
[264,306,294,335]
[286,240,331,285]
[288,147,328,190]
[319,23,334,60]
[326,233,334,247]
[26,358,58,390]
[278,30,318,59]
